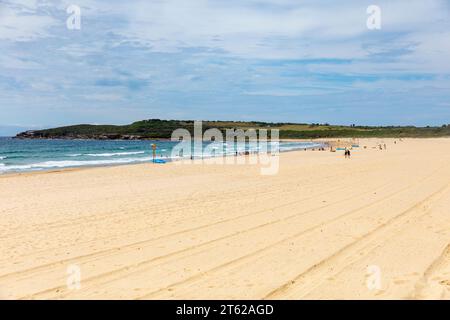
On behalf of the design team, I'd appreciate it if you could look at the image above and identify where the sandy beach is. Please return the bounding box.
[1,138,450,300]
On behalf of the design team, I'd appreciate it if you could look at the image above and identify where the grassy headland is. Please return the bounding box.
[15,119,450,140]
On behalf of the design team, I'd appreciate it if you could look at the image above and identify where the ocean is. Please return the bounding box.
[0,137,323,174]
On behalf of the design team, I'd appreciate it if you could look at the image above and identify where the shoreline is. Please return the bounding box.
[3,137,449,177]
[0,140,327,177]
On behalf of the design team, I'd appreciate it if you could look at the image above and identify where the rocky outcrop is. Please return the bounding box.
[15,130,39,139]
[15,131,146,140]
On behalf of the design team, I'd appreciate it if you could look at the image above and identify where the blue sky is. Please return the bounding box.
[1,0,450,135]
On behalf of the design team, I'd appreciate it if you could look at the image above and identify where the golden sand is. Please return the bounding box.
[1,138,450,299]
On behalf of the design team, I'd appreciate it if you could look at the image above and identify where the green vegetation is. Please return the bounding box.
[16,120,450,140]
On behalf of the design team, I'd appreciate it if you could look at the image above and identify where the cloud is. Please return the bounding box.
[101,0,450,62]
[82,93,124,101]
[95,78,150,91]
[0,1,58,41]
[0,0,449,128]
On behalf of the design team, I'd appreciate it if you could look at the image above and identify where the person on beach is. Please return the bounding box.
[344,148,351,159]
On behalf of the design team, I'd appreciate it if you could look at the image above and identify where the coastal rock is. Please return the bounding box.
[15,130,40,139]
[15,130,145,140]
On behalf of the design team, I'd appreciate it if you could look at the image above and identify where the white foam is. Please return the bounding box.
[0,157,152,172]
[0,142,326,173]
[85,151,145,157]
[278,142,323,152]
[67,151,145,157]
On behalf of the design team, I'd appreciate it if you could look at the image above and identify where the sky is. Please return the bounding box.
[1,0,450,135]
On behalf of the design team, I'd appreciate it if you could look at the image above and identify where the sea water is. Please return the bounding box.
[0,137,323,174]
